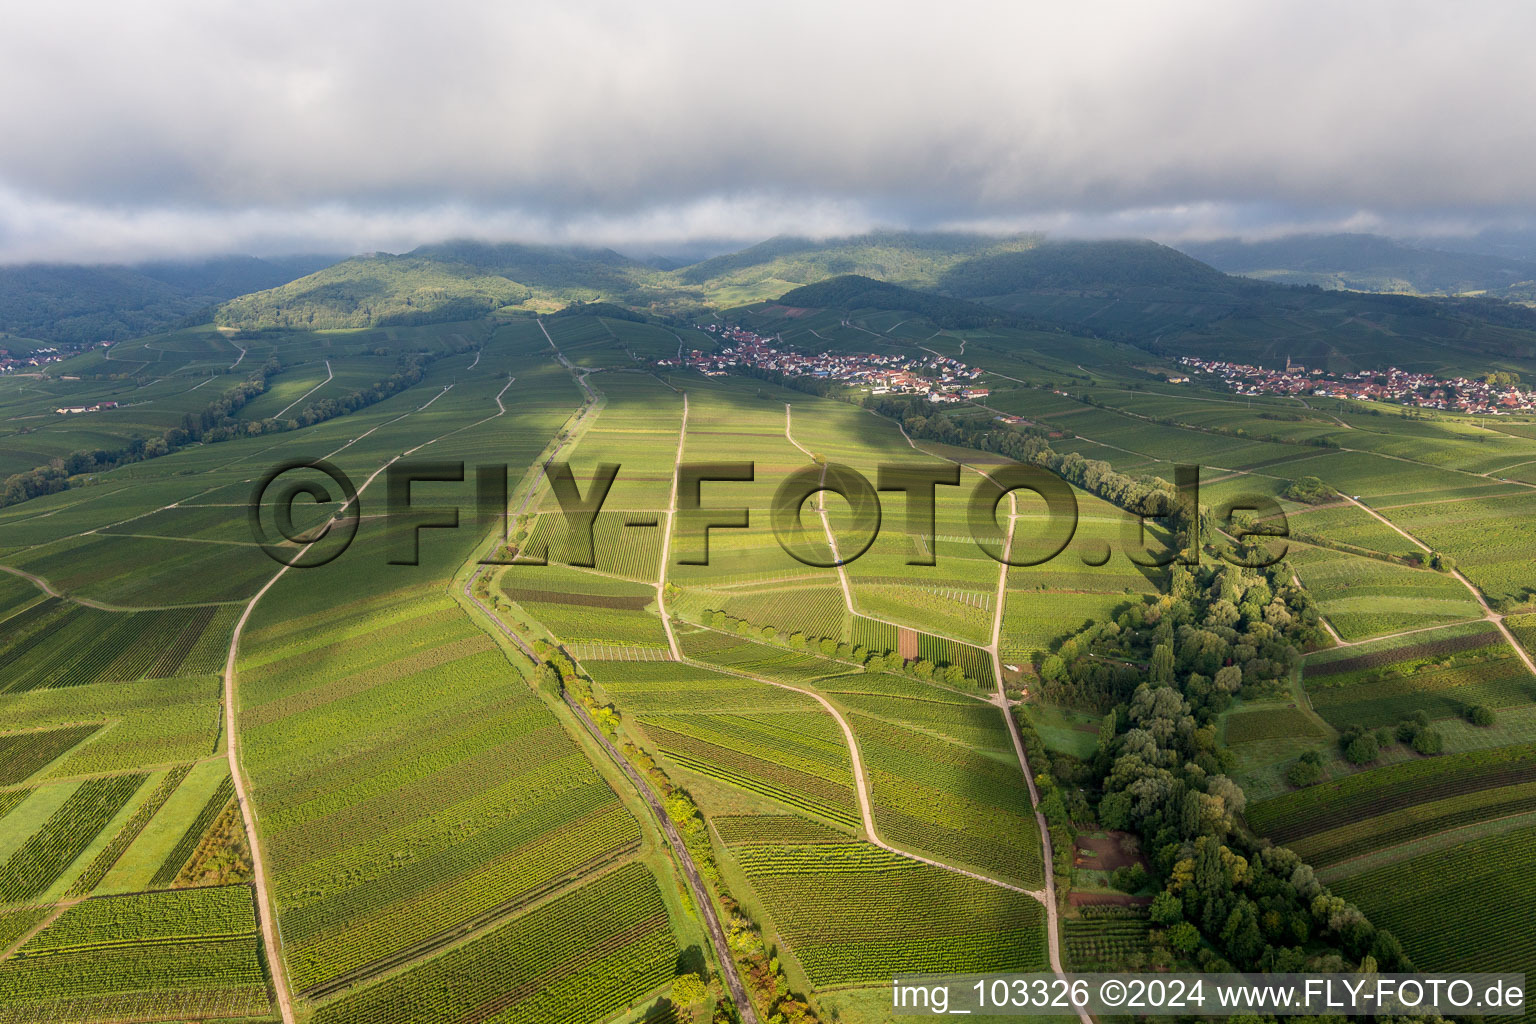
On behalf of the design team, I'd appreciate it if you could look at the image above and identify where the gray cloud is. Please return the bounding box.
[1,0,1531,261]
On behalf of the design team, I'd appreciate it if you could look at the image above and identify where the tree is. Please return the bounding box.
[1411,728,1443,755]
[1150,889,1184,925]
[1151,643,1175,684]
[1166,921,1201,954]
[672,974,708,1018]
[1345,733,1379,765]
[1467,704,1496,726]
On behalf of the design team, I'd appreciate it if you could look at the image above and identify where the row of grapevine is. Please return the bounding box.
[0,773,147,903]
[851,712,1043,888]
[67,765,192,897]
[727,839,1046,985]
[24,885,257,951]
[1247,740,1536,843]
[1064,906,1154,970]
[0,604,235,693]
[149,776,233,888]
[0,725,101,786]
[307,862,677,1024]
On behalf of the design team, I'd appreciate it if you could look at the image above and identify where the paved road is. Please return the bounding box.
[564,693,760,1024]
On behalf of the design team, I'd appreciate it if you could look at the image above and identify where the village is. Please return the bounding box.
[660,324,992,403]
[1179,355,1536,414]
[0,343,64,375]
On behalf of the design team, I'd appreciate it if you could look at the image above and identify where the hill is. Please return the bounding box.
[940,238,1236,296]
[215,242,668,330]
[0,255,334,344]
[776,275,1028,329]
[1180,233,1536,297]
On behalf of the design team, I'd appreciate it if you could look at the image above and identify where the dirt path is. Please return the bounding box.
[456,341,758,1021]
[1341,495,1536,676]
[784,402,1082,1014]
[655,393,689,660]
[782,404,988,651]
[220,370,519,1024]
[0,564,231,612]
[273,359,333,419]
[691,658,1045,899]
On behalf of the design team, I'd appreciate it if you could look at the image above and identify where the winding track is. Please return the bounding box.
[782,403,1088,1021]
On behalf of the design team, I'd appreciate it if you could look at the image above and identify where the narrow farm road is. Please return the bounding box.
[222,371,513,1024]
[782,403,1082,1008]
[458,334,762,1022]
[655,392,689,660]
[693,658,1046,899]
[1342,495,1536,676]
[273,359,333,419]
[783,404,985,650]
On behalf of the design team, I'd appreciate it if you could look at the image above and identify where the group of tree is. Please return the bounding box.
[1338,711,1444,766]
[1048,558,1410,973]
[1040,563,1324,714]
[703,609,973,685]
[1281,476,1338,504]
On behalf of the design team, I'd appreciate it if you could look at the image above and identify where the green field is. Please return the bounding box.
[9,241,1536,1023]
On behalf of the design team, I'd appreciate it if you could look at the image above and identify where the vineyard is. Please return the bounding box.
[1333,825,1536,1001]
[677,626,850,685]
[1064,906,1154,970]
[237,592,651,995]
[498,563,670,647]
[643,710,860,828]
[1303,622,1536,727]
[1246,741,1536,864]
[830,689,1008,751]
[149,775,234,888]
[721,833,1047,986]
[307,862,678,1024]
[67,766,191,898]
[852,584,991,645]
[0,602,236,692]
[0,886,271,1022]
[0,725,101,785]
[850,713,1044,887]
[1223,707,1324,745]
[519,510,666,581]
[1001,590,1146,665]
[589,659,814,715]
[693,584,850,643]
[0,773,148,903]
[1288,544,1480,640]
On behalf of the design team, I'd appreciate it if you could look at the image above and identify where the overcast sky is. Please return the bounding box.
[1,0,1531,263]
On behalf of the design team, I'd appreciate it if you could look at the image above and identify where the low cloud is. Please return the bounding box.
[1,0,1532,262]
